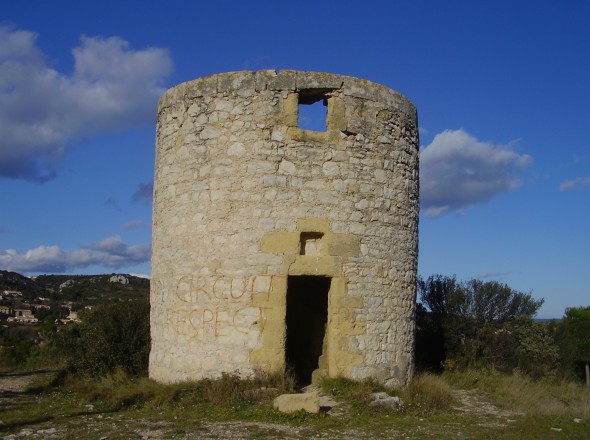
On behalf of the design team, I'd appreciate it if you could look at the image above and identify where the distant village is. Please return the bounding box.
[0,274,138,326]
[0,288,82,325]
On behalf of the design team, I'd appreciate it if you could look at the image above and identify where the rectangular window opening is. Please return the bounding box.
[297,89,332,132]
[300,232,324,256]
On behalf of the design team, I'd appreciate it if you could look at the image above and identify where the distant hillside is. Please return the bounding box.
[0,270,149,304]
[0,270,40,296]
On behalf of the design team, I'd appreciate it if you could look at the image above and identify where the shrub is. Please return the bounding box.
[416,275,546,373]
[50,300,150,377]
[0,324,41,369]
[513,320,560,378]
[556,306,590,383]
[402,373,454,414]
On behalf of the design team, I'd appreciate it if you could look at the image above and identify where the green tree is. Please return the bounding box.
[49,300,150,377]
[418,274,462,320]
[416,275,463,371]
[464,279,543,323]
[512,319,559,378]
[416,275,545,372]
[557,306,590,384]
[0,324,39,367]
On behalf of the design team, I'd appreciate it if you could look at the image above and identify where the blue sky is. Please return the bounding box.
[1,0,588,318]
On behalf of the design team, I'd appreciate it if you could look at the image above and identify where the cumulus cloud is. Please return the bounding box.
[559,176,590,191]
[0,236,150,274]
[0,26,172,182]
[420,129,532,217]
[132,181,153,202]
[123,220,148,230]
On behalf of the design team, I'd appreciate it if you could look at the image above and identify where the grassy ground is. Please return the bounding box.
[0,369,588,439]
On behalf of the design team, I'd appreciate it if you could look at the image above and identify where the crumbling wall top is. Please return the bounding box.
[158,70,416,117]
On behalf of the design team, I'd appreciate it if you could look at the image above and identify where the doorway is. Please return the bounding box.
[285,275,330,386]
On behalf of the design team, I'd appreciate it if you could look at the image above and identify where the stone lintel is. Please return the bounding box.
[284,255,343,276]
[294,70,345,90]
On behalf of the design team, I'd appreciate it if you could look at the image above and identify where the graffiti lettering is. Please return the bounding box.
[172,274,284,304]
[163,305,271,339]
[155,273,286,339]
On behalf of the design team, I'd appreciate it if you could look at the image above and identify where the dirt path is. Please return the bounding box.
[452,389,519,417]
[0,371,53,394]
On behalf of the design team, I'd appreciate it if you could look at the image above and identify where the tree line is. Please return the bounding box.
[416,275,590,384]
[2,274,589,386]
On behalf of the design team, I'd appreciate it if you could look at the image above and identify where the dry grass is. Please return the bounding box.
[57,370,179,409]
[445,368,590,418]
[320,373,455,416]
[320,376,384,404]
[401,372,455,414]
[55,368,296,411]
[2,368,589,439]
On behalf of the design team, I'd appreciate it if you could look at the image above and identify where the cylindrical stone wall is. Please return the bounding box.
[150,70,419,387]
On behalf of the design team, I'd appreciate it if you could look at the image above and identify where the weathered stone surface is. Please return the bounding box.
[273,393,320,414]
[109,275,129,285]
[370,392,403,408]
[59,280,75,290]
[150,70,419,388]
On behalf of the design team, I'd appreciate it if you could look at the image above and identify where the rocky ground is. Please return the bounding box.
[0,371,556,440]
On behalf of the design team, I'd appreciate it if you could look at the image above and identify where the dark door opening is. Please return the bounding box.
[285,276,330,386]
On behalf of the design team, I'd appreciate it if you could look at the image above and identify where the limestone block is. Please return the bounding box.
[273,393,320,414]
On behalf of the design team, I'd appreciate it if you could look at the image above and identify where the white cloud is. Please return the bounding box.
[420,129,532,217]
[559,176,590,191]
[0,236,151,274]
[0,26,172,181]
[123,220,148,230]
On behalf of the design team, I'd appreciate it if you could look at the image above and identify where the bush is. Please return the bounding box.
[402,373,454,414]
[50,300,150,377]
[513,320,560,378]
[416,275,546,373]
[0,324,42,369]
[556,306,590,383]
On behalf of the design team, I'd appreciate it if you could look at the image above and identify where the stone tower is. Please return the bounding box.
[150,70,419,387]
